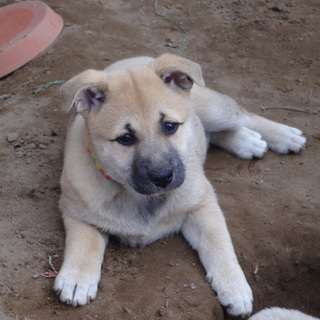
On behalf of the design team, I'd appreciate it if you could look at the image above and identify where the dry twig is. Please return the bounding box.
[261,106,320,115]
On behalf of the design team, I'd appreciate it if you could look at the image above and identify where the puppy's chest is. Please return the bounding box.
[134,195,166,221]
[92,193,181,243]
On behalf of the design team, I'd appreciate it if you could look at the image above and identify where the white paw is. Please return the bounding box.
[54,264,101,306]
[265,124,306,154]
[208,270,253,316]
[211,127,267,159]
[248,307,318,320]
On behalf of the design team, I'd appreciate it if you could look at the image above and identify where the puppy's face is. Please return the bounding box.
[61,54,204,195]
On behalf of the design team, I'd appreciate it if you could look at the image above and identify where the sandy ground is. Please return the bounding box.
[0,0,319,319]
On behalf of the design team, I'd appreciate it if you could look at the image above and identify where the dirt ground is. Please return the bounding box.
[0,0,319,319]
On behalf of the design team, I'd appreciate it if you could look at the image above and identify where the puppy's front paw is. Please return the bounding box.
[266,124,306,154]
[211,127,267,159]
[54,264,101,306]
[218,287,253,317]
[208,271,253,317]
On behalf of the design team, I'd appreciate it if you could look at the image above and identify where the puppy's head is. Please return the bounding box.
[61,54,204,195]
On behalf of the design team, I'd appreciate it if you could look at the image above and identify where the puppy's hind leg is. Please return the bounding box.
[245,112,306,154]
[192,86,267,159]
[181,181,253,316]
[192,86,249,132]
[54,215,108,306]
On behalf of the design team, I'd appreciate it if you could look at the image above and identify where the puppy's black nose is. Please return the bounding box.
[149,169,173,188]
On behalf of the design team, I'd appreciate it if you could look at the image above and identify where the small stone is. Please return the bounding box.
[7,133,19,142]
[168,263,179,267]
[0,94,11,100]
[27,143,36,149]
[184,283,197,290]
[158,308,167,317]
[16,151,24,158]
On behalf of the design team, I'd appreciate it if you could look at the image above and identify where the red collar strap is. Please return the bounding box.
[87,147,111,180]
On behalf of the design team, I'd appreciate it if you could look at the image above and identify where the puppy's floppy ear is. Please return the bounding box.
[149,54,205,91]
[70,86,106,116]
[60,69,108,116]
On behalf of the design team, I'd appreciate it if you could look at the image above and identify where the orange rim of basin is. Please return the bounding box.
[0,1,64,78]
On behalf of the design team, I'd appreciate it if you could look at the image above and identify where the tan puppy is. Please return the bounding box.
[54,54,306,316]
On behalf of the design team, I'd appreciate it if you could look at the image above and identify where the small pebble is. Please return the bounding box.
[6,133,18,142]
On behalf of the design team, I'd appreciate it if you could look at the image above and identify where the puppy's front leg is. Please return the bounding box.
[54,215,108,306]
[210,127,268,159]
[181,187,252,316]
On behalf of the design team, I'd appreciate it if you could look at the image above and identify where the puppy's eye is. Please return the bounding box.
[162,122,179,135]
[116,133,135,146]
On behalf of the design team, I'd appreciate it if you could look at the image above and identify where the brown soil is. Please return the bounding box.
[0,0,319,319]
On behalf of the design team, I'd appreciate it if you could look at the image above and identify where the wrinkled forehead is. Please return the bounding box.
[100,67,191,123]
[106,67,163,106]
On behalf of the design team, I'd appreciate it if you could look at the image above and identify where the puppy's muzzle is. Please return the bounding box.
[130,153,185,195]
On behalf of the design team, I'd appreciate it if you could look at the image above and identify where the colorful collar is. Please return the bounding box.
[87,147,111,180]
